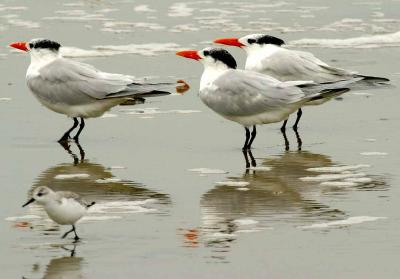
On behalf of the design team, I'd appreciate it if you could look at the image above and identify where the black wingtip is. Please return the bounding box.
[359,75,390,83]
[87,201,95,208]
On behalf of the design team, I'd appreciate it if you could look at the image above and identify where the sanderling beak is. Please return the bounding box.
[22,198,35,207]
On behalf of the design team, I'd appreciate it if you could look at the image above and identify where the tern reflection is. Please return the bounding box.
[27,245,84,279]
[200,149,387,250]
[25,141,170,234]
[29,141,170,203]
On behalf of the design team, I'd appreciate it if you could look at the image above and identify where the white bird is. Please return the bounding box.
[9,39,181,142]
[214,34,389,130]
[22,186,95,241]
[176,47,350,150]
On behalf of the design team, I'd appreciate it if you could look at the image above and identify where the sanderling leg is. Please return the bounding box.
[62,226,75,239]
[72,225,80,242]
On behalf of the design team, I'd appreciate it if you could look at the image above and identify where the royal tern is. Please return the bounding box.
[176,47,350,150]
[214,34,389,130]
[22,186,95,241]
[10,39,181,142]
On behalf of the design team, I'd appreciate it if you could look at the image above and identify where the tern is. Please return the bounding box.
[214,34,389,130]
[22,186,95,241]
[176,47,350,150]
[10,39,182,142]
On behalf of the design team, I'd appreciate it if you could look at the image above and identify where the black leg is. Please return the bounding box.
[293,109,302,131]
[72,225,80,242]
[281,128,290,151]
[281,119,288,132]
[243,150,250,169]
[242,127,251,151]
[248,149,256,167]
[58,118,79,143]
[62,226,75,239]
[73,118,85,141]
[294,128,303,151]
[247,126,257,149]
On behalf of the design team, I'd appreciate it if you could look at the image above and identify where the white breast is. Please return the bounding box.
[44,199,86,225]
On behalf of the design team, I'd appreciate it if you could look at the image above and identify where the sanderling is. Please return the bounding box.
[22,186,95,241]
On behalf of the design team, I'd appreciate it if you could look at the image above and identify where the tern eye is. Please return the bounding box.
[37,192,43,197]
[203,50,210,56]
[29,43,33,49]
[247,39,256,44]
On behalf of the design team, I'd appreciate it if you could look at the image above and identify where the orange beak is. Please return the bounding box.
[176,50,201,60]
[214,37,244,48]
[9,41,29,52]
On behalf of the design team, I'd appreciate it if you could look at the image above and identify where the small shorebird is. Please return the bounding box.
[23,186,95,241]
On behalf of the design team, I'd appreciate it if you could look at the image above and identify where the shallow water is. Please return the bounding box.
[1,0,400,278]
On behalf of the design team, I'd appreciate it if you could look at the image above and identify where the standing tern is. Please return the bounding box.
[22,186,95,241]
[176,47,350,150]
[10,39,183,142]
[214,34,389,130]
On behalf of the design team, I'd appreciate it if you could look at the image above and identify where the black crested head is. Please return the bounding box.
[204,48,237,69]
[29,39,61,51]
[256,35,285,46]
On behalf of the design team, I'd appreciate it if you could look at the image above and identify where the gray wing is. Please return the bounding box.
[27,58,173,105]
[56,191,92,207]
[200,70,307,116]
[258,49,356,82]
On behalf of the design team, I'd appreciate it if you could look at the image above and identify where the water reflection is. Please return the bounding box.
[24,141,170,235]
[199,149,388,257]
[30,141,170,202]
[25,245,84,279]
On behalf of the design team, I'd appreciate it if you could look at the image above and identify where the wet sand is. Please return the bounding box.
[1,0,400,278]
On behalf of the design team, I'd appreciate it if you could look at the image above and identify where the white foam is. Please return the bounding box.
[364,138,377,142]
[307,164,370,173]
[206,232,236,239]
[247,166,272,171]
[55,173,90,179]
[7,19,40,28]
[0,6,27,12]
[80,216,122,222]
[168,3,194,17]
[215,181,249,187]
[100,113,118,118]
[233,219,259,226]
[61,43,180,58]
[351,92,373,97]
[344,177,373,183]
[95,178,122,183]
[320,181,357,187]
[237,188,249,191]
[236,229,263,233]
[360,152,388,156]
[125,108,200,115]
[300,172,366,182]
[188,168,228,174]
[5,215,41,221]
[43,14,110,22]
[109,166,126,169]
[291,31,400,48]
[102,21,165,32]
[134,5,156,12]
[0,97,11,101]
[90,200,158,214]
[300,216,387,229]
